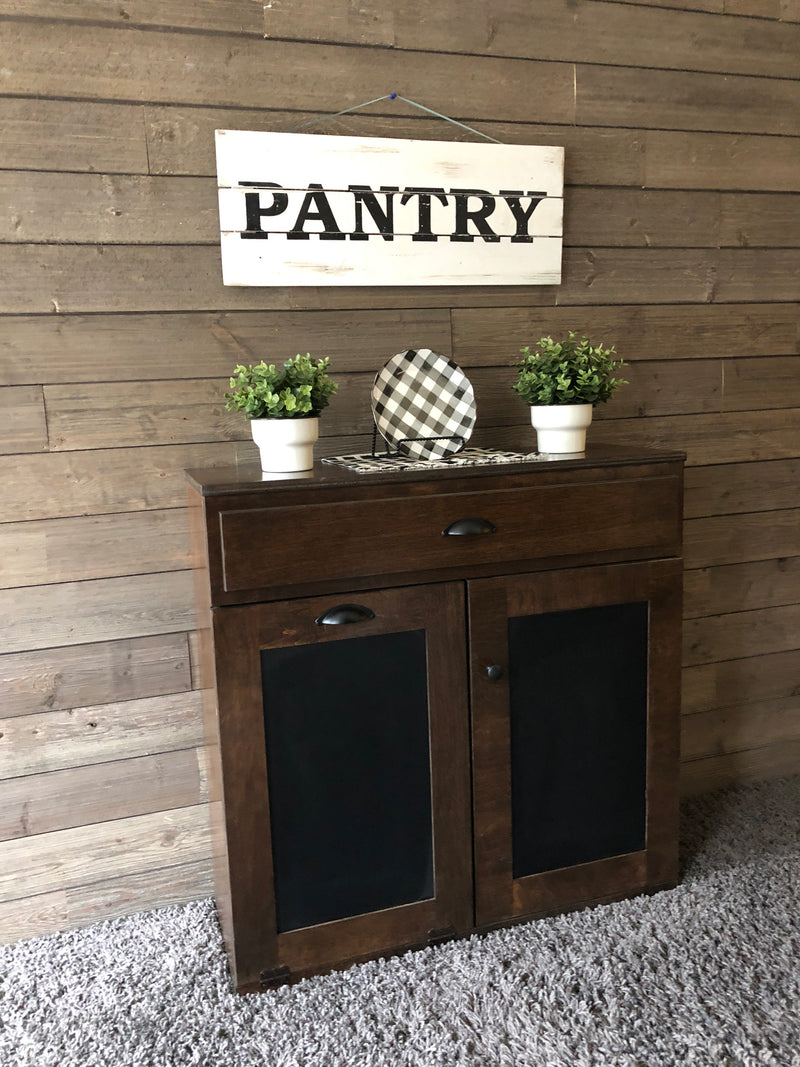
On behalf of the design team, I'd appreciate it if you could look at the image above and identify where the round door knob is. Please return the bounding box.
[486,664,504,681]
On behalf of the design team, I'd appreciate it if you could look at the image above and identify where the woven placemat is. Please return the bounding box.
[322,447,541,473]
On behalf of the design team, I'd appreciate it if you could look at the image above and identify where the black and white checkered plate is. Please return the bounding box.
[371,349,477,460]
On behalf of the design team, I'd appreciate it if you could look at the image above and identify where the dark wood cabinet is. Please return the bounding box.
[187,447,684,992]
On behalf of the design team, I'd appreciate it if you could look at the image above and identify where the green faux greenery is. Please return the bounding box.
[512,333,627,406]
[224,353,338,419]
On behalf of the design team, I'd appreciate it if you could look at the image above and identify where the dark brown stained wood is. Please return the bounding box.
[452,304,800,366]
[0,858,214,946]
[0,748,206,840]
[0,0,265,33]
[0,805,211,904]
[644,129,800,192]
[267,0,800,79]
[576,63,800,136]
[0,442,237,522]
[684,509,800,568]
[683,603,800,666]
[470,558,682,926]
[0,634,192,719]
[684,459,800,519]
[215,476,681,598]
[0,98,148,174]
[0,245,558,315]
[613,0,722,12]
[0,385,46,452]
[0,571,196,654]
[211,582,472,990]
[722,357,800,411]
[0,309,453,386]
[0,691,203,779]
[146,105,646,184]
[0,510,191,589]
[684,557,800,618]
[587,410,800,467]
[682,649,800,715]
[680,739,800,798]
[0,173,219,245]
[681,697,800,761]
[0,22,575,122]
[724,0,800,19]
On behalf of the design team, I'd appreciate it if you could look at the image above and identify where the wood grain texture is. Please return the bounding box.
[0,571,196,654]
[265,0,800,79]
[0,859,214,946]
[682,649,800,715]
[0,510,191,588]
[0,385,46,453]
[0,805,211,903]
[0,748,206,840]
[683,604,800,666]
[684,557,800,618]
[0,691,203,779]
[680,739,800,797]
[0,634,192,718]
[643,129,800,192]
[681,697,800,761]
[0,0,265,33]
[684,509,800,568]
[684,459,800,518]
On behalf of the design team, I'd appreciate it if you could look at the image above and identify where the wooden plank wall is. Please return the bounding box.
[0,0,798,944]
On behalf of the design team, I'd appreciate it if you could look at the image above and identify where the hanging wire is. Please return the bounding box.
[291,93,503,143]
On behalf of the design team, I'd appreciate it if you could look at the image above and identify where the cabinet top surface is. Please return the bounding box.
[186,445,685,499]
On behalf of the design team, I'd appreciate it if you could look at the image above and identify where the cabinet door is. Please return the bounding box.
[469,559,682,928]
[211,581,472,990]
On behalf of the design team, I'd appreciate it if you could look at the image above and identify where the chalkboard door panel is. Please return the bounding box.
[211,581,472,988]
[469,559,682,928]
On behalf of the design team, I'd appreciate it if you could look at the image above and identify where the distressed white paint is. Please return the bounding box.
[215,130,564,287]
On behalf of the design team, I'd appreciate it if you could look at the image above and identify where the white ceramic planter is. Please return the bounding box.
[250,416,320,473]
[530,403,593,453]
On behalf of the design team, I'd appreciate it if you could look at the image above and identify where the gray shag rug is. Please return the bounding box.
[2,776,799,1067]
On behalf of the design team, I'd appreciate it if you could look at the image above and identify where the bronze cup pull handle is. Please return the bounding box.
[315,604,376,626]
[442,517,497,536]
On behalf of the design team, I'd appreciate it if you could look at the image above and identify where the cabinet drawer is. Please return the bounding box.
[218,474,681,595]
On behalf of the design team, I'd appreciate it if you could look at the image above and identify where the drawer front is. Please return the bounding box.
[218,474,681,595]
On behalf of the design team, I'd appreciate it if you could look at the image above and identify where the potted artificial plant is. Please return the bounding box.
[225,353,338,473]
[511,332,627,453]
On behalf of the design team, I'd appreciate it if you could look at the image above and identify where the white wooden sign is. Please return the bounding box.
[215,130,563,287]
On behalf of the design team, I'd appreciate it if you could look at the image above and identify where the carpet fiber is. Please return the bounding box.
[2,776,799,1066]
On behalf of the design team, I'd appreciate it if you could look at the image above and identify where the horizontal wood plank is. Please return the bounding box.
[576,62,800,136]
[681,696,800,761]
[684,509,800,568]
[684,459,800,518]
[0,0,264,32]
[452,303,800,365]
[683,603,800,666]
[0,804,211,904]
[0,244,556,314]
[0,309,453,385]
[0,634,192,719]
[0,442,237,521]
[0,509,191,589]
[0,385,46,453]
[682,649,800,716]
[722,357,800,411]
[0,571,196,654]
[0,859,214,946]
[684,557,800,618]
[643,129,800,192]
[0,690,203,781]
[266,0,800,79]
[0,22,575,122]
[0,97,148,175]
[588,409,800,467]
[680,739,800,797]
[0,748,206,840]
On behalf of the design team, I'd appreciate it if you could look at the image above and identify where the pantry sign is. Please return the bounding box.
[215,130,563,287]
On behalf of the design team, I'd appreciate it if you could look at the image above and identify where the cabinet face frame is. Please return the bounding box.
[211,581,473,990]
[468,558,683,929]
